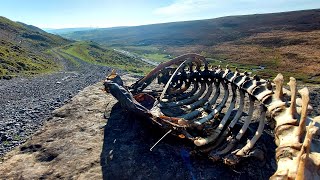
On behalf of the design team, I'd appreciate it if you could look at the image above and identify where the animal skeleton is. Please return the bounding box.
[104,53,320,179]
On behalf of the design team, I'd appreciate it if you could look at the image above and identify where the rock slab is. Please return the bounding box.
[0,81,111,179]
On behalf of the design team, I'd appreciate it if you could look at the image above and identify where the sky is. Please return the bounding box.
[1,0,320,29]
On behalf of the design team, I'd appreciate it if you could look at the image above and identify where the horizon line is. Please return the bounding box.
[42,8,319,30]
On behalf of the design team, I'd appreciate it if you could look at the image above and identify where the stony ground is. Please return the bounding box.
[0,49,112,157]
[0,81,109,179]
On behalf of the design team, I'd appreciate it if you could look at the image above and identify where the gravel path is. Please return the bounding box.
[0,49,112,157]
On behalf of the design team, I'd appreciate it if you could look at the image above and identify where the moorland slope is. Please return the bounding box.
[60,9,320,83]
[0,16,71,78]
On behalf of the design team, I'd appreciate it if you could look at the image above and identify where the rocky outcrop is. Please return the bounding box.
[0,74,318,179]
[0,81,112,179]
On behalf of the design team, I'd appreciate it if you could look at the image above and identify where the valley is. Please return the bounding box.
[58,9,320,84]
[2,9,320,156]
[0,17,155,157]
[1,4,320,179]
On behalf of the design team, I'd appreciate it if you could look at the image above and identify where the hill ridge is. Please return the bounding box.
[60,8,320,83]
[0,16,71,79]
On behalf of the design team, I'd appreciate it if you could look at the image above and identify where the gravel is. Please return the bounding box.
[0,50,113,157]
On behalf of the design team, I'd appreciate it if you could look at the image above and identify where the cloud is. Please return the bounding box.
[154,0,217,16]
[153,0,320,18]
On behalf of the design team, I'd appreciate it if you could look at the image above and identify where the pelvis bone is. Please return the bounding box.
[104,53,320,180]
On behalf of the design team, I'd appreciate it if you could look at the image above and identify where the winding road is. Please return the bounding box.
[113,49,159,66]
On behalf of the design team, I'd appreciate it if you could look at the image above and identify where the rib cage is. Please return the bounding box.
[104,53,320,179]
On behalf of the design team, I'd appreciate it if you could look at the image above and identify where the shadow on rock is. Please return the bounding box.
[100,103,276,180]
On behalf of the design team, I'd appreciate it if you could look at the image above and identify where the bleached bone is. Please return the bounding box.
[297,87,309,141]
[269,84,320,179]
[161,82,206,107]
[235,105,266,156]
[131,53,207,93]
[171,82,199,101]
[104,54,319,180]
[287,77,297,117]
[178,83,213,120]
[295,122,315,179]
[167,79,190,95]
[204,79,221,109]
[233,95,255,141]
[193,80,229,125]
[177,79,218,120]
[273,73,284,100]
[229,89,245,128]
[185,83,213,110]
[208,80,229,112]
[193,84,237,146]
[208,90,248,162]
[217,85,237,131]
[160,60,188,101]
[193,83,235,146]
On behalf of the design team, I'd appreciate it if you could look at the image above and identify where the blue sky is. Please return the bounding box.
[1,0,320,29]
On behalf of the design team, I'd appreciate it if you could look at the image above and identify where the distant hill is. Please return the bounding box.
[61,9,320,46]
[60,41,154,74]
[0,16,71,79]
[61,9,320,83]
[44,27,97,34]
[45,26,129,35]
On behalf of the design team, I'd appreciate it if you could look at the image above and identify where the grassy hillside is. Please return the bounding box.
[61,9,320,83]
[0,16,71,79]
[60,42,154,74]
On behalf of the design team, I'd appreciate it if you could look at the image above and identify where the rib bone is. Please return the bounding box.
[104,53,320,179]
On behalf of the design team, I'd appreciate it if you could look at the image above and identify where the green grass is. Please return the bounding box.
[206,57,320,84]
[60,41,154,75]
[13,134,21,141]
[141,53,171,63]
[0,16,71,79]
[114,45,171,63]
[0,40,60,79]
[59,52,80,67]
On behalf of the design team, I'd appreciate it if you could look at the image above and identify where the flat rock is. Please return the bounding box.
[0,82,111,179]
[4,74,316,179]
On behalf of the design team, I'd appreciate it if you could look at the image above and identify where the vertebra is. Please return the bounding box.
[104,53,320,179]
